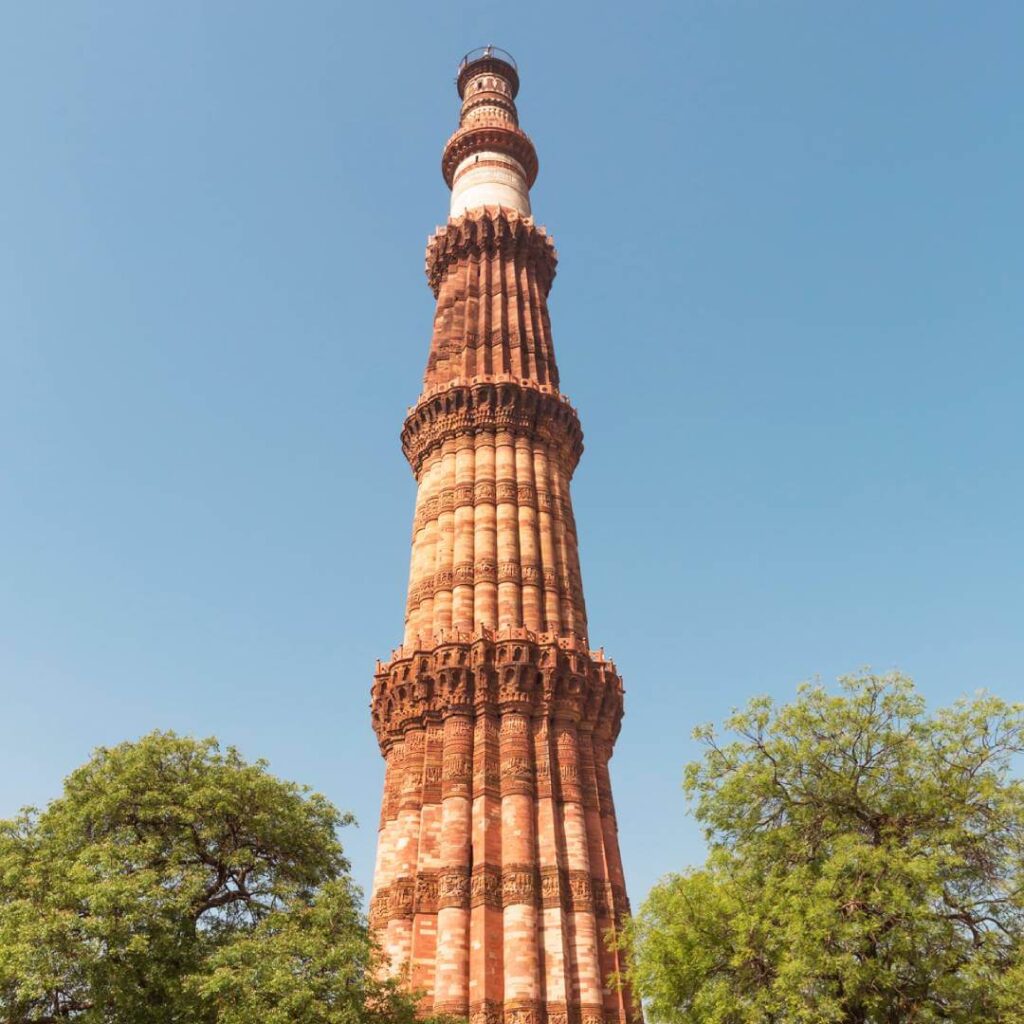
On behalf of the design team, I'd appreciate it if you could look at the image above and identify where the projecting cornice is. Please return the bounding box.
[442,120,539,191]
[401,377,583,477]
[424,205,557,297]
[370,628,625,753]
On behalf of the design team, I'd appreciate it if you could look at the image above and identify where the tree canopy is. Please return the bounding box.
[623,672,1024,1023]
[0,731,433,1024]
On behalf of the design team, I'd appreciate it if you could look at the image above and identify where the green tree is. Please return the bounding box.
[623,673,1024,1023]
[0,732,433,1024]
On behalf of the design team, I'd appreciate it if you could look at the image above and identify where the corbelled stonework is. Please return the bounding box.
[369,47,640,1024]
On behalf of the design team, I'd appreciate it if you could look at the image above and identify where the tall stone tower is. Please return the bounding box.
[369,47,638,1024]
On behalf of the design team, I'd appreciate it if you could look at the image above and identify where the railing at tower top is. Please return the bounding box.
[458,45,517,71]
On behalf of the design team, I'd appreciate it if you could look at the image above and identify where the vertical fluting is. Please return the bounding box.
[507,249,526,378]
[534,446,563,635]
[433,441,457,635]
[594,735,631,1023]
[500,709,540,1014]
[371,742,401,944]
[452,439,476,632]
[434,712,473,1014]
[496,430,523,628]
[579,727,617,1019]
[552,454,588,640]
[556,720,604,1015]
[480,247,493,377]
[386,726,426,972]
[405,472,429,647]
[411,721,445,995]
[533,715,572,1017]
[407,456,441,646]
[516,436,544,632]
[548,448,582,639]
[462,250,479,380]
[470,707,503,1013]
[473,435,498,629]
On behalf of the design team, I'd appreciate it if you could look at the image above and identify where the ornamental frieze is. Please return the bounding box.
[473,758,501,797]
[475,559,497,583]
[500,755,532,778]
[473,480,496,504]
[468,1000,503,1024]
[566,869,594,913]
[441,753,472,781]
[540,865,562,908]
[390,877,415,920]
[433,1003,469,1020]
[370,634,624,751]
[498,561,522,583]
[368,889,389,929]
[470,863,502,908]
[495,478,518,502]
[499,864,540,905]
[438,867,471,908]
[534,754,552,798]
[444,711,474,734]
[502,999,542,1024]
[521,563,541,585]
[415,871,439,914]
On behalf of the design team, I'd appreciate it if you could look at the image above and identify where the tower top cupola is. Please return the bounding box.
[443,46,538,217]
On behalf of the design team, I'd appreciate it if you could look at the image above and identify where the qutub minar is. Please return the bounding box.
[369,47,640,1024]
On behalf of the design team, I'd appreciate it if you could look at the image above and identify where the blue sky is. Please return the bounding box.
[2,1,1021,904]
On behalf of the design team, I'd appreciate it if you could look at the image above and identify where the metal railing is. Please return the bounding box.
[458,45,517,71]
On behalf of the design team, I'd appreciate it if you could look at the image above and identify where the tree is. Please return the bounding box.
[623,673,1024,1023]
[0,731,433,1024]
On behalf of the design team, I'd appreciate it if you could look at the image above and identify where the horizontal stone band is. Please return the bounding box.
[371,634,623,750]
[402,380,583,477]
[370,871,628,922]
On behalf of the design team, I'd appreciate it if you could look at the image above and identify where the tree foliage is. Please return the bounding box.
[624,673,1024,1023]
[0,731,433,1024]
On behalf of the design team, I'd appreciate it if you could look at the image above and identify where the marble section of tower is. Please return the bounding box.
[369,48,639,1024]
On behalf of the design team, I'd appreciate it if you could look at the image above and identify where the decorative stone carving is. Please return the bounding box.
[503,999,542,1024]
[540,865,562,909]
[415,871,439,914]
[470,863,502,909]
[469,1000,503,1024]
[437,867,471,909]
[390,877,414,920]
[501,864,539,907]
[567,869,594,913]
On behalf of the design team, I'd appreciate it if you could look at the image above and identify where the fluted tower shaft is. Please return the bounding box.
[370,48,639,1024]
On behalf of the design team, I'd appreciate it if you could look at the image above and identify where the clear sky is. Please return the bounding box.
[2,1,1022,905]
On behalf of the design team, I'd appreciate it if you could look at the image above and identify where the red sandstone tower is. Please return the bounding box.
[369,47,638,1024]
